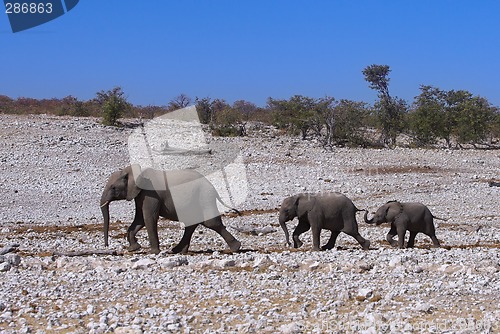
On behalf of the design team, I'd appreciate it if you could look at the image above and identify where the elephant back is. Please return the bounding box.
[315,193,354,216]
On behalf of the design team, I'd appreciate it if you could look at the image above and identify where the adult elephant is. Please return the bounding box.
[364,201,443,248]
[100,165,241,254]
[278,192,370,251]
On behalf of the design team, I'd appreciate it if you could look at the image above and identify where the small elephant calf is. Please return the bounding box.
[364,201,444,248]
[279,192,370,251]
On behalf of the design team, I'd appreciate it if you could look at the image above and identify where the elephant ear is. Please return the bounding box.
[125,165,142,201]
[296,194,315,217]
[134,168,168,191]
[384,203,400,221]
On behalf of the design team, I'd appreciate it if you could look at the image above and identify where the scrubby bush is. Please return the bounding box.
[96,87,131,126]
[409,86,498,147]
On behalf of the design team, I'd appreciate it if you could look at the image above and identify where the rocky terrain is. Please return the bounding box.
[0,113,499,333]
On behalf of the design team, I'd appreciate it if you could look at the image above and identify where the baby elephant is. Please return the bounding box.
[279,192,370,251]
[364,201,443,248]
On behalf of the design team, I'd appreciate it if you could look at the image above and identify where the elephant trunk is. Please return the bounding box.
[279,214,291,247]
[364,211,375,224]
[100,196,111,247]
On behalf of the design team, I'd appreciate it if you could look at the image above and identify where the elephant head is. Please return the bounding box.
[364,201,403,225]
[100,165,142,246]
[278,194,315,246]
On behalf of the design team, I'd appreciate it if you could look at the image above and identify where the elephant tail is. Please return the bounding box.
[432,215,449,221]
[353,204,367,214]
[215,194,241,216]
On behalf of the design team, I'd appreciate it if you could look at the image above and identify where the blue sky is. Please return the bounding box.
[1,1,499,107]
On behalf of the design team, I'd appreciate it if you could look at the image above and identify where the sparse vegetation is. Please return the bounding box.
[409,85,499,148]
[96,87,131,126]
[362,64,407,147]
[0,65,499,147]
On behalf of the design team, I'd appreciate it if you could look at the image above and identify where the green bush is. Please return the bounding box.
[97,87,130,126]
[211,107,244,137]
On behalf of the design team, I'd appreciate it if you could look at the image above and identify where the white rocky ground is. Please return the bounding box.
[0,114,499,333]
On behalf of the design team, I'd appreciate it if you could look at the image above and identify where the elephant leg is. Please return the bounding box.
[143,203,161,254]
[407,231,418,248]
[292,218,310,248]
[343,227,370,250]
[341,212,370,250]
[172,224,198,254]
[126,220,145,252]
[350,232,371,250]
[428,233,441,248]
[386,225,399,247]
[126,199,146,251]
[321,231,340,250]
[310,223,322,251]
[202,216,241,252]
[395,224,406,249]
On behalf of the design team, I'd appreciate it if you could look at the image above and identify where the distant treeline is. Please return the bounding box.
[1,65,499,148]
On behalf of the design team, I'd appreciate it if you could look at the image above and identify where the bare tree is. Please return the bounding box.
[362,64,406,146]
[167,94,192,111]
[232,100,257,136]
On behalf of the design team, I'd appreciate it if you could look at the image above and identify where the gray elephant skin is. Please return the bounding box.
[364,201,442,248]
[100,165,241,254]
[279,192,370,251]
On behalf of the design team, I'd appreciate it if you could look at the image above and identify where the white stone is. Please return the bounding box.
[131,258,156,270]
[389,256,401,267]
[357,288,373,299]
[114,327,143,334]
[0,262,11,272]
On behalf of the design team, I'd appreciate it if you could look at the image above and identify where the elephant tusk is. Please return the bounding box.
[100,201,109,208]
